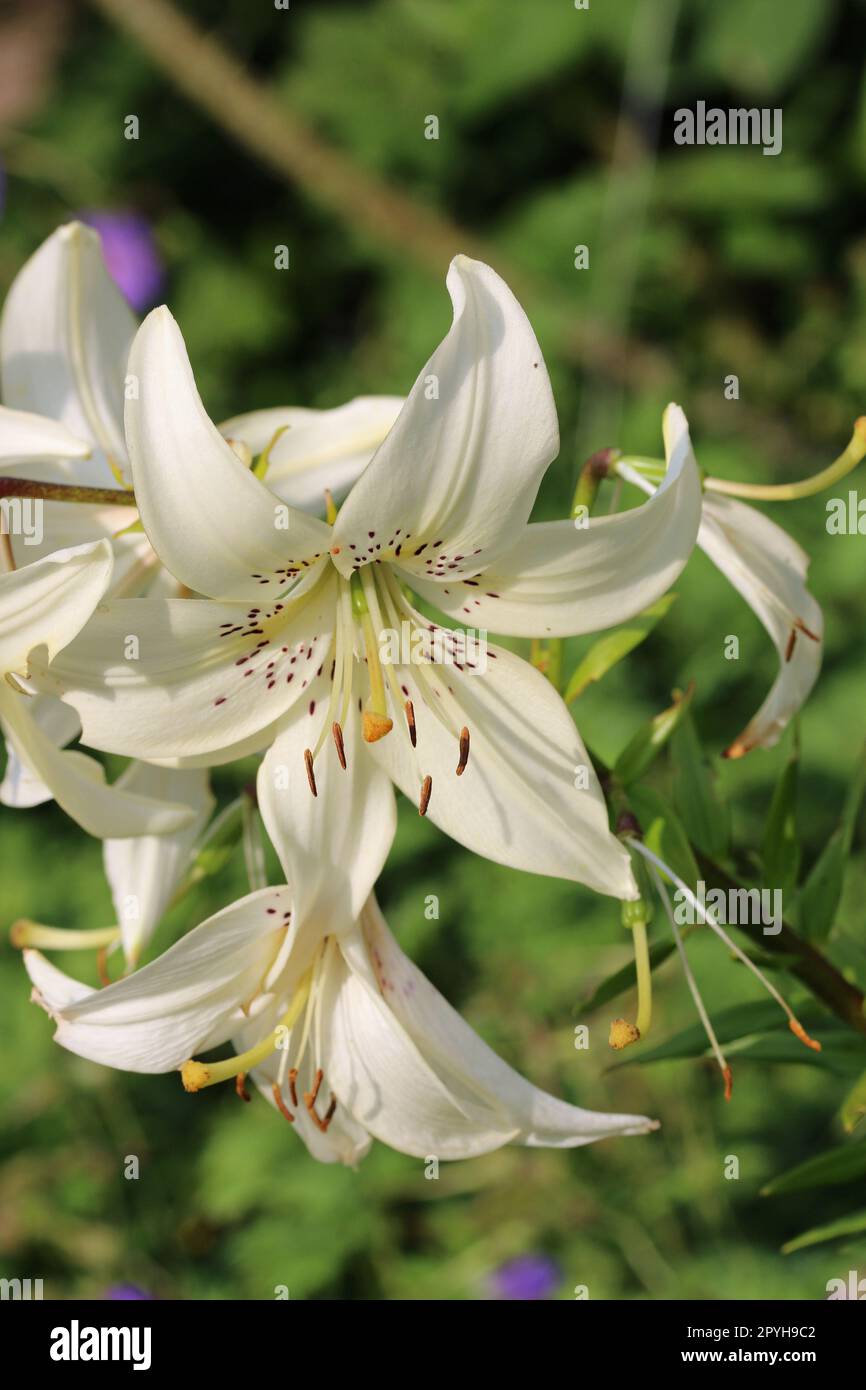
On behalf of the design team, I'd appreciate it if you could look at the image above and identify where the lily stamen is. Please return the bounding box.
[272,1081,295,1124]
[304,748,317,797]
[235,1073,251,1103]
[456,726,470,776]
[630,839,822,1054]
[332,721,347,769]
[288,1068,299,1108]
[419,775,433,816]
[405,699,417,747]
[651,867,734,1102]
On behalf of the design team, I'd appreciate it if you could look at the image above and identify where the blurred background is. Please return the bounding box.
[2,0,866,1300]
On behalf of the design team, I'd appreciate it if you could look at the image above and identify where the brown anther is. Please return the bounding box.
[404,699,417,748]
[288,1068,299,1108]
[795,618,820,642]
[96,947,112,988]
[789,1017,822,1052]
[272,1082,295,1124]
[321,1096,338,1131]
[235,1072,251,1103]
[332,721,347,770]
[362,710,393,742]
[304,748,318,797]
[456,726,470,776]
[785,628,797,662]
[723,1065,733,1102]
[419,774,433,817]
[304,1067,324,1109]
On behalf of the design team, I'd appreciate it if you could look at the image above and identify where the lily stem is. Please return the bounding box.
[0,477,137,507]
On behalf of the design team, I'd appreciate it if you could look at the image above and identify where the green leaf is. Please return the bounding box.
[782,1208,866,1256]
[840,1070,866,1134]
[613,1000,837,1067]
[627,785,700,887]
[614,682,695,785]
[564,594,677,703]
[798,742,866,941]
[671,708,730,858]
[695,0,833,97]
[762,1140,866,1197]
[761,742,801,906]
[574,940,677,1016]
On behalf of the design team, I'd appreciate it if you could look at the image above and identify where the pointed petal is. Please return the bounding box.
[330,257,558,579]
[103,765,215,965]
[0,685,197,838]
[0,694,79,808]
[0,540,113,676]
[405,402,702,636]
[323,909,656,1159]
[219,396,403,513]
[0,405,91,469]
[126,308,331,599]
[365,611,635,896]
[0,222,135,484]
[23,887,291,1072]
[258,697,397,928]
[699,494,823,755]
[30,571,335,760]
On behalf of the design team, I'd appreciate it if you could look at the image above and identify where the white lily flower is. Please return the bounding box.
[34,257,701,900]
[619,432,822,756]
[24,888,657,1166]
[0,542,195,837]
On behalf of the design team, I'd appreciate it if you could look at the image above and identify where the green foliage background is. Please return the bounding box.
[1,0,866,1300]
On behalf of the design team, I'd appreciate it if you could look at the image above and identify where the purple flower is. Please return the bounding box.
[79,211,165,312]
[105,1283,155,1301]
[488,1253,561,1301]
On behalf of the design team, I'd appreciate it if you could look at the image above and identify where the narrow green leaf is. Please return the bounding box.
[627,785,700,887]
[614,681,695,785]
[799,742,866,941]
[840,1070,866,1134]
[574,939,677,1015]
[564,594,677,703]
[671,707,730,858]
[762,1141,866,1197]
[761,742,801,906]
[782,1208,866,1255]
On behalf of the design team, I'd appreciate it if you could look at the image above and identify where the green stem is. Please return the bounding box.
[0,477,137,506]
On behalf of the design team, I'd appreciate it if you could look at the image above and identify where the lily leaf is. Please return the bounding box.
[762,1140,866,1197]
[627,784,700,887]
[782,1208,866,1255]
[761,739,801,908]
[564,594,677,703]
[799,742,866,942]
[614,681,695,785]
[840,1070,866,1134]
[671,706,730,858]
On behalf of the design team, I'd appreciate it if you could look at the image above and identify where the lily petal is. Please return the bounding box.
[126,308,331,599]
[699,494,823,756]
[258,696,397,931]
[0,684,196,837]
[0,540,113,677]
[23,887,290,1072]
[405,402,702,636]
[323,905,656,1159]
[365,618,636,897]
[0,222,135,485]
[0,694,79,808]
[220,396,403,513]
[330,256,559,580]
[103,765,215,966]
[30,571,336,760]
[0,405,91,471]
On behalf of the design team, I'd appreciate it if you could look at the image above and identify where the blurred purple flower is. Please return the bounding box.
[79,210,164,312]
[489,1253,561,1301]
[105,1283,155,1301]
